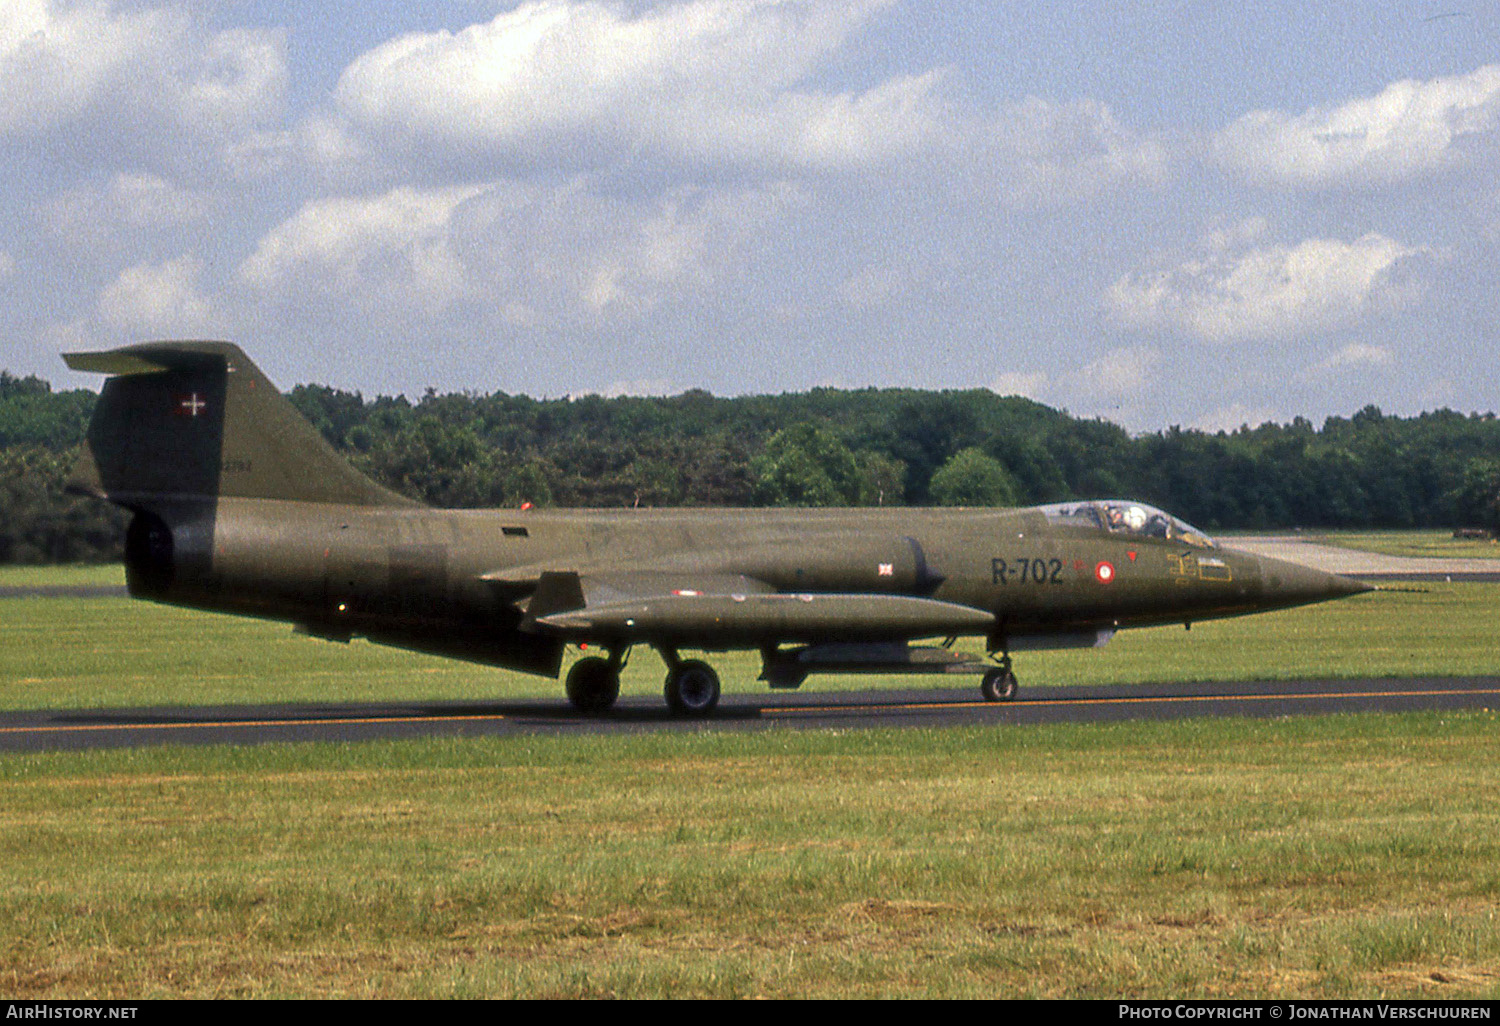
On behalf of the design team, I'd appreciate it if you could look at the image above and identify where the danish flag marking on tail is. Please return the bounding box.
[174,393,207,418]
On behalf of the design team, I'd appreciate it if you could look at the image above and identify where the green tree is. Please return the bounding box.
[0,446,125,563]
[855,452,907,506]
[501,460,555,509]
[1452,457,1500,533]
[0,373,95,450]
[929,448,1019,507]
[352,416,507,508]
[750,424,862,506]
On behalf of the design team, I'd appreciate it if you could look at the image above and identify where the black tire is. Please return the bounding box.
[980,667,1018,702]
[565,656,620,714]
[664,660,721,716]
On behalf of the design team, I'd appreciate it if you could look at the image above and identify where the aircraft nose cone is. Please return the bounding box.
[1254,552,1374,608]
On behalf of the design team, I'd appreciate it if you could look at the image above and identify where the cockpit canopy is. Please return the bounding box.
[1038,500,1215,549]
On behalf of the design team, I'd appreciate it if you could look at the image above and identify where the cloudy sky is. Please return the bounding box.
[3,0,1500,431]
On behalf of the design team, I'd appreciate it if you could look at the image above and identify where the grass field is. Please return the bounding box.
[2,716,1498,998]
[0,563,125,588]
[1312,530,1500,561]
[1,569,1496,710]
[3,565,1500,997]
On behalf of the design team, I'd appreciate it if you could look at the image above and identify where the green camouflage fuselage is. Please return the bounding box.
[65,341,1367,691]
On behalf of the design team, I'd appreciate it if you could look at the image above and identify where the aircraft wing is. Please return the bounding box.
[488,568,995,644]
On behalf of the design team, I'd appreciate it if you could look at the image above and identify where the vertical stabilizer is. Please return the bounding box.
[64,341,416,509]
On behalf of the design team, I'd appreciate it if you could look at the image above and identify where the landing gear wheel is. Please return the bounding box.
[664,660,721,717]
[566,656,620,714]
[981,667,1018,702]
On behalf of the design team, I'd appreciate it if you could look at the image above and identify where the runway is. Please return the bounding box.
[2,677,1497,752]
[1228,536,1500,581]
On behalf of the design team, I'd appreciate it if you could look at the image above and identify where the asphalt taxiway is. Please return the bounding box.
[1228,536,1500,581]
[2,677,1496,752]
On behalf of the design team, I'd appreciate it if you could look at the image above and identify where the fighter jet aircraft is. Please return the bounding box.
[64,341,1371,716]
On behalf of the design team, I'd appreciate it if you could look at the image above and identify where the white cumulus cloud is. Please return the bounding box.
[1214,64,1500,188]
[97,255,216,335]
[240,185,487,317]
[1296,343,1394,383]
[322,0,936,175]
[0,1,287,175]
[45,173,213,241]
[0,0,47,55]
[593,377,681,399]
[456,180,797,320]
[979,96,1171,203]
[1191,403,1284,434]
[1007,346,1160,428]
[316,0,1170,202]
[988,371,1049,401]
[1105,221,1436,342]
[241,179,796,327]
[1070,346,1161,400]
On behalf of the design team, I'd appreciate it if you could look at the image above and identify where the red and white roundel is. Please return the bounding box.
[1095,561,1116,584]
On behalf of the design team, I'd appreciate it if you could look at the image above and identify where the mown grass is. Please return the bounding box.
[1,715,1498,998]
[1312,530,1500,561]
[3,565,1500,997]
[0,578,1494,710]
[0,563,125,588]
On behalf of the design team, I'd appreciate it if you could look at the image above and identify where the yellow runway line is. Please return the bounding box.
[2,684,1496,737]
[0,712,510,736]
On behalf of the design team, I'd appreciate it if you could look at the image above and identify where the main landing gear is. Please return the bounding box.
[566,644,1010,715]
[564,652,622,715]
[980,653,1018,703]
[661,647,721,716]
[564,645,722,718]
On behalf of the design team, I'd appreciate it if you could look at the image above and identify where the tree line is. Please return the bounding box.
[4,367,1500,564]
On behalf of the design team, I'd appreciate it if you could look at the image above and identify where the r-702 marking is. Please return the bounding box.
[992,557,1064,585]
